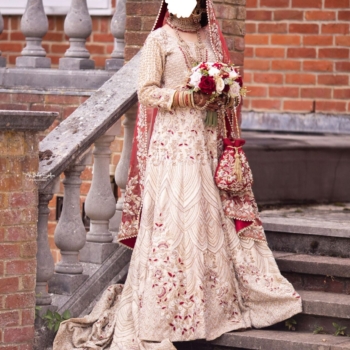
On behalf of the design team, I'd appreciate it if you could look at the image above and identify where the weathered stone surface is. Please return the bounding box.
[59,57,95,70]
[0,67,114,90]
[0,110,57,131]
[207,329,350,349]
[274,252,350,279]
[242,112,350,135]
[48,273,88,296]
[38,51,140,191]
[105,58,124,71]
[80,242,119,264]
[0,57,6,67]
[244,131,350,204]
[16,56,51,69]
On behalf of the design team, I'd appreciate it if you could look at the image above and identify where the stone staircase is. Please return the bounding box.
[44,204,350,349]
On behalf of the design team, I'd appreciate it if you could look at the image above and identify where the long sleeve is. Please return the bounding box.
[138,35,176,111]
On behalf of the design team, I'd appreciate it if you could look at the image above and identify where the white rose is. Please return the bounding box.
[229,82,241,98]
[229,70,239,79]
[189,71,202,88]
[215,76,225,94]
[208,67,220,77]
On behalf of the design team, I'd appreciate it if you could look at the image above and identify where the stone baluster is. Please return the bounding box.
[59,0,95,70]
[36,189,56,305]
[80,124,119,264]
[109,104,138,238]
[48,152,91,295]
[16,0,51,68]
[0,12,6,67]
[105,0,126,71]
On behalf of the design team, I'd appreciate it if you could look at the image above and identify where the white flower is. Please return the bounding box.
[165,0,197,18]
[229,82,241,98]
[189,71,202,88]
[208,67,220,77]
[229,70,239,80]
[215,76,225,94]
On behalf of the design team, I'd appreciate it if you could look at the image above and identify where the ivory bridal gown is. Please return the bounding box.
[53,27,302,350]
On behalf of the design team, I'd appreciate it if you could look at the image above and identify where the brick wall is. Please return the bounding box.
[0,129,39,349]
[244,0,350,114]
[0,92,123,263]
[124,0,246,64]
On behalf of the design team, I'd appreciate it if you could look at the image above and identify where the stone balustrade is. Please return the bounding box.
[0,0,126,71]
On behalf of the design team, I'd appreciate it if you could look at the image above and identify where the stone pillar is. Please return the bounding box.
[16,0,51,68]
[0,110,56,350]
[48,153,91,295]
[59,0,95,70]
[105,0,126,71]
[80,125,119,264]
[0,11,6,67]
[110,104,138,238]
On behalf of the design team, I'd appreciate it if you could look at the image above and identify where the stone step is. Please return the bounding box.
[261,204,350,258]
[274,251,350,294]
[199,329,350,350]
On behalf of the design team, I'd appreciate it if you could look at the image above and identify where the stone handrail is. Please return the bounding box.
[38,51,140,191]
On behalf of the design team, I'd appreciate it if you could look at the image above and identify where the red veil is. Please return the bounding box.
[118,0,265,249]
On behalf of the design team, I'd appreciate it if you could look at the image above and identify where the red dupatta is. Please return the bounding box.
[118,0,265,249]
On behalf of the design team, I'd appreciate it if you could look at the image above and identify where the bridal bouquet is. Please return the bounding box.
[187,62,243,100]
[186,62,245,126]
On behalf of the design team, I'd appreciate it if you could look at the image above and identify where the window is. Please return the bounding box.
[0,0,113,16]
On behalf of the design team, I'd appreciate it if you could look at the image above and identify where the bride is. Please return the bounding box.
[54,0,302,348]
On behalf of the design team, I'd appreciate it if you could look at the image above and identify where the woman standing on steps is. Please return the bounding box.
[54,0,302,349]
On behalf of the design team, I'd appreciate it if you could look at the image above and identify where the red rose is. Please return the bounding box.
[199,76,216,95]
[213,62,223,69]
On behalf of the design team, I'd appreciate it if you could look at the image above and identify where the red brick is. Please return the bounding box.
[5,292,35,309]
[0,277,19,293]
[287,48,316,58]
[0,43,23,52]
[318,75,349,85]
[258,23,287,33]
[0,311,20,327]
[248,86,268,97]
[245,34,269,45]
[245,23,256,34]
[271,35,301,46]
[305,10,336,21]
[230,52,244,66]
[20,242,37,259]
[316,101,347,113]
[243,72,252,83]
[325,0,349,7]
[301,88,332,98]
[286,74,316,85]
[51,44,69,54]
[322,23,349,34]
[244,59,270,70]
[261,0,289,6]
[246,10,272,20]
[336,61,350,71]
[0,93,12,103]
[247,0,258,6]
[271,60,301,70]
[254,73,283,84]
[244,47,254,57]
[336,36,350,46]
[269,87,299,98]
[339,11,350,20]
[45,94,80,105]
[9,192,37,208]
[0,244,20,260]
[334,89,350,99]
[6,225,36,242]
[234,37,245,51]
[274,10,303,20]
[5,260,36,276]
[21,309,35,326]
[303,35,333,46]
[256,48,285,58]
[43,32,64,41]
[21,275,36,291]
[251,99,281,110]
[292,0,322,7]
[284,100,314,112]
[303,60,333,72]
[319,48,349,59]
[289,23,319,34]
[4,326,34,343]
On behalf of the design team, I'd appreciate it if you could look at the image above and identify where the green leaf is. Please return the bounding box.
[62,310,71,320]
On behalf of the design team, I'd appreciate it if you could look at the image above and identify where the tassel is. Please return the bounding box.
[234,147,242,182]
[205,111,218,127]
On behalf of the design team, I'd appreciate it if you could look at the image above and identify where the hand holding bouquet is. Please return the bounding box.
[187,62,246,126]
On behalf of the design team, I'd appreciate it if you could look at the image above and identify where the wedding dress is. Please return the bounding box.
[53,2,302,349]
